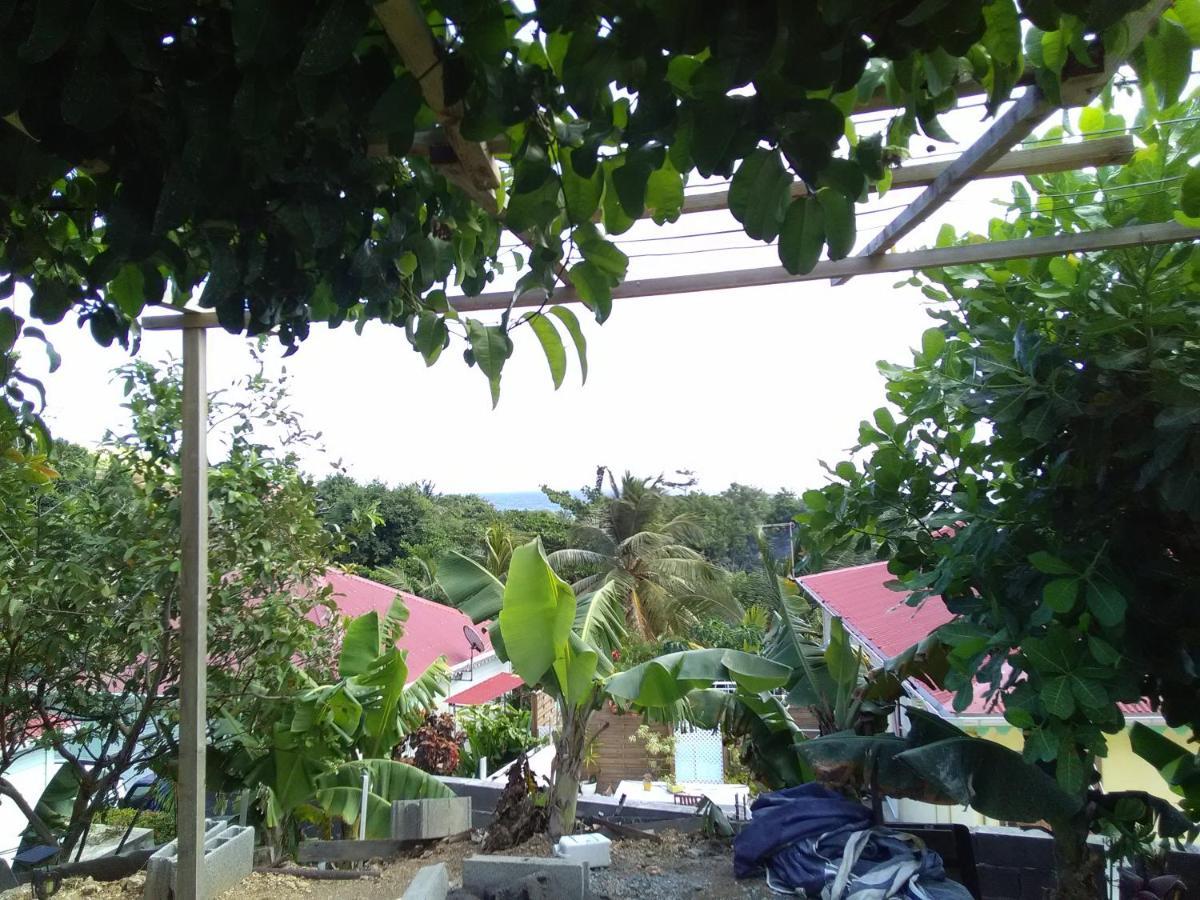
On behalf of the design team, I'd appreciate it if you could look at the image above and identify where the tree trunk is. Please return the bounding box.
[1051,813,1099,900]
[547,705,591,841]
[0,777,57,846]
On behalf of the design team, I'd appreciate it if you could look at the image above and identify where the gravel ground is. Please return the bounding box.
[0,826,778,900]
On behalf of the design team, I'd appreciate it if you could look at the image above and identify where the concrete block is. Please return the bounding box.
[392,797,472,841]
[461,855,588,900]
[403,862,449,900]
[79,826,155,861]
[143,820,253,900]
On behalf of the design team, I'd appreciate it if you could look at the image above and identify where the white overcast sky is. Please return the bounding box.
[13,97,1095,495]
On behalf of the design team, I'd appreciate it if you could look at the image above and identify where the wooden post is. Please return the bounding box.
[177,325,208,899]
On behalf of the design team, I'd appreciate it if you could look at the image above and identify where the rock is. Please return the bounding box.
[496,871,553,900]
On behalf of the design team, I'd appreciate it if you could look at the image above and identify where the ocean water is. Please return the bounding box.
[481,491,562,512]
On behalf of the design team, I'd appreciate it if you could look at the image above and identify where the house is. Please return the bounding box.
[312,569,522,708]
[798,561,1187,827]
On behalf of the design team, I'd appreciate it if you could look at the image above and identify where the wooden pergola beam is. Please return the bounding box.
[141,221,1200,330]
[833,0,1169,285]
[835,85,1057,281]
[676,134,1135,217]
[374,0,501,214]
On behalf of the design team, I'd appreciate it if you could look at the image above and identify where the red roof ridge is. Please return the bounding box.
[798,560,892,582]
[324,566,439,608]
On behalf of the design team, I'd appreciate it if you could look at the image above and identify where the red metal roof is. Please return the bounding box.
[800,562,953,661]
[799,562,1158,719]
[309,569,493,680]
[449,671,523,706]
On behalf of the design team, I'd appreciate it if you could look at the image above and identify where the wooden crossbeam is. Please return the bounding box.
[833,85,1056,283]
[374,0,501,214]
[833,0,1170,285]
[140,221,1200,330]
[676,134,1134,217]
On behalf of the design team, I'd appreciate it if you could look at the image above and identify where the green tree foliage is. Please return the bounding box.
[0,360,335,855]
[0,0,1170,442]
[211,601,452,846]
[799,91,1200,897]
[454,703,544,778]
[662,484,806,571]
[548,472,738,640]
[316,475,572,585]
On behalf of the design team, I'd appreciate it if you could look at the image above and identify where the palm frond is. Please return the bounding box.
[565,525,618,555]
[659,512,707,546]
[570,570,613,596]
[547,547,610,571]
[574,579,627,665]
[756,536,822,666]
[396,658,451,734]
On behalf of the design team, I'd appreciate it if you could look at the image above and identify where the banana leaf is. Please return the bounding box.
[437,550,504,623]
[605,648,790,709]
[895,735,1081,822]
[314,759,454,839]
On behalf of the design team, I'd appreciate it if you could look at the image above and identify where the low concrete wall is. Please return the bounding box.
[439,777,697,829]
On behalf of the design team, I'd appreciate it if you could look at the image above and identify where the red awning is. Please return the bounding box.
[448,671,523,706]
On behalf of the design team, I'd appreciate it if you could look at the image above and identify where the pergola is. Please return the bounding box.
[131,1,1196,895]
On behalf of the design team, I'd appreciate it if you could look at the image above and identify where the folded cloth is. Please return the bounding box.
[733,783,972,899]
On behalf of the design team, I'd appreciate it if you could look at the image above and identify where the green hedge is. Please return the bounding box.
[94,808,176,844]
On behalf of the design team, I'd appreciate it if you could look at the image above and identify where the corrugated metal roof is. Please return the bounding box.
[310,569,493,680]
[449,671,523,706]
[798,562,1159,720]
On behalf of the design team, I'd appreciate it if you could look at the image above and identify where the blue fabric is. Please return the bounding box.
[733,784,973,899]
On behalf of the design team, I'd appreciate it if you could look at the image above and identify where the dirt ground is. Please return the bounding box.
[0,827,779,900]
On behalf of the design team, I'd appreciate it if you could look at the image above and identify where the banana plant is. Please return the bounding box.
[798,708,1194,846]
[210,596,452,844]
[495,540,791,838]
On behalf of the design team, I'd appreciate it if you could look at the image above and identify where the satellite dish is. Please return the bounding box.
[463,624,486,653]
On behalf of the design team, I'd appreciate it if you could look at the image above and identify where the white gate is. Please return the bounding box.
[673,725,724,783]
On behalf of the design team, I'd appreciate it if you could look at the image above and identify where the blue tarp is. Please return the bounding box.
[733,783,974,899]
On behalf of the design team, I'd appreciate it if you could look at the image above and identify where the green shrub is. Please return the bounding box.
[456,703,544,777]
[94,807,176,844]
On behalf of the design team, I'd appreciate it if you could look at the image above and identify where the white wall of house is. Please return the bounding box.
[1,748,62,862]
[442,652,511,707]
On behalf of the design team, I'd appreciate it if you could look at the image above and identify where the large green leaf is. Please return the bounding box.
[524,312,567,389]
[437,550,504,623]
[548,306,588,384]
[816,187,855,259]
[1129,722,1200,810]
[499,540,576,696]
[340,611,381,677]
[778,196,824,275]
[605,648,789,709]
[465,319,513,409]
[796,732,955,803]
[728,149,792,242]
[896,735,1082,822]
[315,759,454,839]
[356,648,410,758]
[24,761,82,840]
[272,743,325,816]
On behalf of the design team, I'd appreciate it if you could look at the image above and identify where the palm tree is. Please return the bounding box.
[547,472,740,641]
